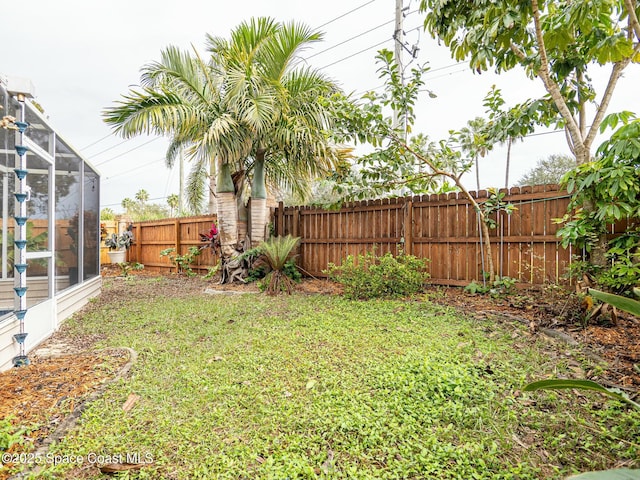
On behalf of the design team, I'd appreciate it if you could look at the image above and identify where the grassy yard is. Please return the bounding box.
[41,278,639,479]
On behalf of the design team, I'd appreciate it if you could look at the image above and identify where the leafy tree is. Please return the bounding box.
[420,0,640,268]
[121,189,170,221]
[100,208,116,221]
[482,86,552,187]
[135,189,150,204]
[558,114,640,292]
[329,50,506,282]
[454,117,490,192]
[420,0,640,165]
[516,154,575,186]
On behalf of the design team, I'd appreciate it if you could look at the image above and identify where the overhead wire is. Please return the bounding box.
[80,133,118,151]
[306,19,395,60]
[93,137,162,166]
[102,157,166,180]
[315,0,378,29]
[318,25,422,69]
[87,137,134,159]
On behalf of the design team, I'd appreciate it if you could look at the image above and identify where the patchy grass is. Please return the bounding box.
[38,280,639,479]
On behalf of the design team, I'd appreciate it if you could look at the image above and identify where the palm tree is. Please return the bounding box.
[135,189,150,204]
[207,17,339,245]
[167,194,179,216]
[103,17,340,263]
[104,45,253,257]
[456,117,490,192]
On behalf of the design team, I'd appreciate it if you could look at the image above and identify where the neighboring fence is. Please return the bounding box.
[127,215,219,274]
[274,184,576,286]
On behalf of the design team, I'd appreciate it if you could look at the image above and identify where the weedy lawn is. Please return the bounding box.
[42,279,639,479]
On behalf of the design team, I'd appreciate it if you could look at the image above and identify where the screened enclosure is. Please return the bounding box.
[0,76,101,370]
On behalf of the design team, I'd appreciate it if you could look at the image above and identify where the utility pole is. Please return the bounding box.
[178,146,184,216]
[393,0,405,136]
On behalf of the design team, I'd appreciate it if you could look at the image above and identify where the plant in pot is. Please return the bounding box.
[105,229,133,263]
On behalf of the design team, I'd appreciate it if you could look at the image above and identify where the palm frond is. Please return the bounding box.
[185,160,209,214]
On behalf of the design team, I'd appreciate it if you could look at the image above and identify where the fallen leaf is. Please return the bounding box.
[122,393,141,412]
[306,379,317,390]
[99,463,144,473]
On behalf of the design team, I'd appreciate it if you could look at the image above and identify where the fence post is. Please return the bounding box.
[277,201,284,236]
[134,223,142,264]
[404,199,413,256]
[174,218,181,257]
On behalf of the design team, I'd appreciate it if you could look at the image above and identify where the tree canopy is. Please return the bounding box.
[420,0,640,164]
[516,154,575,186]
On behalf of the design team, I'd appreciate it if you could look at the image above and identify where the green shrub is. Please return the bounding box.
[160,246,202,276]
[325,249,429,300]
[464,276,517,296]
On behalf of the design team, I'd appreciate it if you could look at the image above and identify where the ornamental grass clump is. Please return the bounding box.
[325,249,429,300]
[258,235,301,295]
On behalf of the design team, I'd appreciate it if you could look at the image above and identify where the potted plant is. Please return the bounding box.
[105,229,134,263]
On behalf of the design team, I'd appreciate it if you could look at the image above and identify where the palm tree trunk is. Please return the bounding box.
[237,195,248,243]
[216,161,238,257]
[250,152,267,247]
[208,159,218,215]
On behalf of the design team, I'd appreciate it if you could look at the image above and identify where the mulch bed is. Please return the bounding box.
[0,350,129,479]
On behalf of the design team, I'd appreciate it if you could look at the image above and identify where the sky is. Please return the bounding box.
[1,0,638,213]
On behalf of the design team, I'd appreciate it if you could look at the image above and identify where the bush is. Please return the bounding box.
[325,249,429,300]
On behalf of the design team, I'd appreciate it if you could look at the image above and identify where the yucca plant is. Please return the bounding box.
[258,235,300,295]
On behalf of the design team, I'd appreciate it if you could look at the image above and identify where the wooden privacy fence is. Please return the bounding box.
[274,185,576,286]
[127,184,627,286]
[127,216,219,273]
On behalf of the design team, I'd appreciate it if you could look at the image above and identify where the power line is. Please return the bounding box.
[94,137,162,166]
[315,0,378,30]
[81,133,116,151]
[355,62,465,96]
[318,25,421,70]
[309,9,420,62]
[306,19,395,60]
[102,157,166,180]
[87,137,133,159]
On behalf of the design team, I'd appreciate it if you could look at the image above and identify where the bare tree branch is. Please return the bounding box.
[584,42,640,152]
[389,133,497,281]
[509,42,526,60]
[531,0,587,162]
[624,0,640,42]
